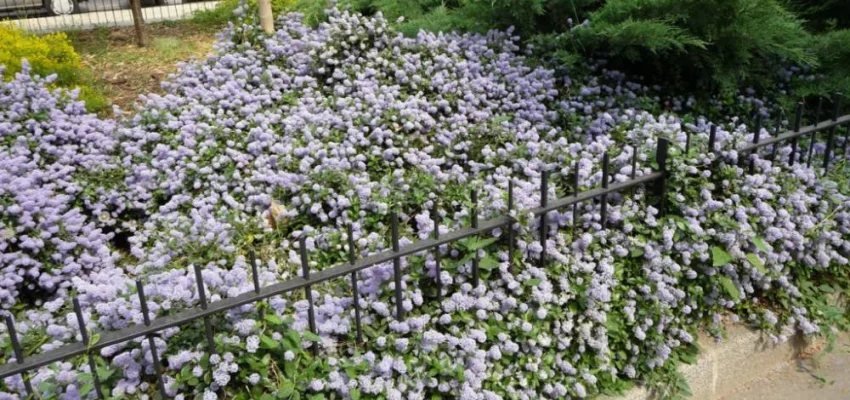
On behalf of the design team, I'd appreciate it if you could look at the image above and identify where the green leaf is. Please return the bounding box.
[350,389,361,400]
[679,351,697,365]
[265,314,284,326]
[302,331,322,342]
[711,247,732,267]
[455,366,466,382]
[97,366,114,380]
[38,381,56,393]
[606,314,622,333]
[525,278,542,287]
[819,284,836,294]
[80,383,93,397]
[260,334,280,349]
[718,276,740,299]
[630,247,644,258]
[278,381,295,397]
[753,236,769,253]
[479,256,499,271]
[283,330,300,350]
[677,377,693,396]
[746,253,767,274]
[284,361,296,377]
[468,237,498,250]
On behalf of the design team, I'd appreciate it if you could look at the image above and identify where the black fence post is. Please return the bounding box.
[572,162,580,236]
[299,236,317,351]
[790,101,803,166]
[770,110,782,161]
[749,114,762,173]
[432,207,443,297]
[4,317,34,397]
[390,212,404,320]
[630,147,638,182]
[346,225,363,343]
[630,144,638,197]
[539,170,548,269]
[72,299,104,399]
[506,179,514,274]
[192,264,216,355]
[470,190,480,287]
[806,97,823,167]
[248,249,260,294]
[136,281,168,398]
[824,95,842,171]
[707,124,717,154]
[600,153,610,227]
[656,139,670,216]
[814,97,823,128]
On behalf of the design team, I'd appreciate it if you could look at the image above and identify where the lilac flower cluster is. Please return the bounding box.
[0,65,120,309]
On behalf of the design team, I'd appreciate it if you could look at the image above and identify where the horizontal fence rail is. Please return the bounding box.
[739,109,849,153]
[1,104,849,397]
[0,0,220,33]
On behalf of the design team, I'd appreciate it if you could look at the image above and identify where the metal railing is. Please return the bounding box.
[0,0,219,33]
[1,98,849,398]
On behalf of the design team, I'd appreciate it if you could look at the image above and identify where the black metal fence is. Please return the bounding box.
[0,0,218,33]
[1,97,849,398]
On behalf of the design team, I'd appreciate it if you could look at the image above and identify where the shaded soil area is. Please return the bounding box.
[68,22,219,112]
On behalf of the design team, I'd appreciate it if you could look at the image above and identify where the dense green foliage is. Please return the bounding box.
[791,0,850,32]
[285,0,850,102]
[192,0,296,27]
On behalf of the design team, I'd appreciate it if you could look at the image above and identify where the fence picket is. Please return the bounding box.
[539,170,548,268]
[749,114,762,173]
[506,179,515,273]
[4,317,34,396]
[72,298,104,399]
[136,281,168,398]
[600,152,610,227]
[347,225,363,343]
[790,101,803,165]
[299,236,317,351]
[192,264,216,355]
[391,212,404,320]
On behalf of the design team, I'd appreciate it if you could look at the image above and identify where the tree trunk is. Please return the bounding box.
[129,0,149,47]
[258,0,273,34]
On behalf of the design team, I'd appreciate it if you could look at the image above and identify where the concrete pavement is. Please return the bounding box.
[723,334,850,400]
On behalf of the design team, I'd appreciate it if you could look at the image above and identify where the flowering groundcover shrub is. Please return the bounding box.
[0,65,122,310]
[1,8,850,400]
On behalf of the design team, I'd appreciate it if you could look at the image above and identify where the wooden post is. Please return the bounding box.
[129,0,149,47]
[258,0,274,34]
